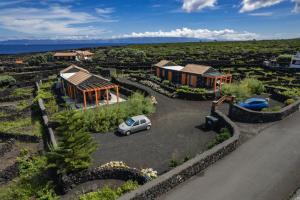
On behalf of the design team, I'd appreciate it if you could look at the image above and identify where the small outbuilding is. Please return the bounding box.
[59,65,120,108]
[54,50,94,61]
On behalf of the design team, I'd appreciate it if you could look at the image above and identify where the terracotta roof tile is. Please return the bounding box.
[154,60,178,67]
[67,71,92,86]
[181,64,212,75]
[54,52,77,57]
[60,64,89,74]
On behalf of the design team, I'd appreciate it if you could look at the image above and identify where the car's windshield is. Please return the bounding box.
[125,118,135,126]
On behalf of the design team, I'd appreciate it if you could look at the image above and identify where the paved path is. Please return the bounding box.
[161,110,300,200]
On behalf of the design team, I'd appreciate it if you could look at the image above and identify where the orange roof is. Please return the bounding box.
[60,64,89,74]
[76,50,94,56]
[181,64,212,75]
[154,60,178,68]
[67,71,92,86]
[54,52,77,57]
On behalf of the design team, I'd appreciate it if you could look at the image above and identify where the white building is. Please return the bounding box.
[290,52,300,68]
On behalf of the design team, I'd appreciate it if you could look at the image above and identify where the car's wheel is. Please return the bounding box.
[125,131,131,136]
[146,125,151,130]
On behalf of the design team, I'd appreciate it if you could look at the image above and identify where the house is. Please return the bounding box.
[264,52,300,69]
[154,60,232,92]
[290,52,300,68]
[59,65,120,108]
[54,50,94,61]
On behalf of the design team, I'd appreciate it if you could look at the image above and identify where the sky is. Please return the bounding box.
[0,0,299,41]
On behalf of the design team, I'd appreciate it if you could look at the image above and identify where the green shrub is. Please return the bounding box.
[280,88,300,98]
[176,85,208,94]
[162,80,170,85]
[222,78,265,101]
[241,78,265,95]
[52,92,155,133]
[0,75,16,87]
[285,98,295,105]
[207,128,231,149]
[169,159,178,168]
[79,181,139,200]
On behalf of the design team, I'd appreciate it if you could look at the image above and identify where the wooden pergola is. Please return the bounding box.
[204,74,232,93]
[61,70,120,109]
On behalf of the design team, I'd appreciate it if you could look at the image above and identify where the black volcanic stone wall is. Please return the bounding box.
[0,139,15,157]
[228,99,300,123]
[59,167,148,194]
[0,162,19,183]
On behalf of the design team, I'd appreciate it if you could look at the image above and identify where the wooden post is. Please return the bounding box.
[95,90,99,106]
[106,89,109,105]
[116,86,119,103]
[214,78,217,93]
[83,91,87,109]
[89,91,92,103]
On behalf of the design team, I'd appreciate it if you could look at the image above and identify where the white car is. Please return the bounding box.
[118,115,151,136]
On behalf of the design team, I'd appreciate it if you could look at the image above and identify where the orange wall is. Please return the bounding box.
[190,75,197,87]
[156,67,160,77]
[168,71,172,81]
[181,73,186,85]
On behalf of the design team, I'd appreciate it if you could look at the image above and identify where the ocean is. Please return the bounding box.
[0,43,126,55]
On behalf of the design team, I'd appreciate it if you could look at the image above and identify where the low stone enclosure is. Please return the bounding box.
[228,89,300,123]
[59,167,149,194]
[119,110,240,200]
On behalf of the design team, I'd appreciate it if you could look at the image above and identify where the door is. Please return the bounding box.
[131,120,141,132]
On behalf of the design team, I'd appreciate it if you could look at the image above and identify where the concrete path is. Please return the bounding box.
[161,110,300,200]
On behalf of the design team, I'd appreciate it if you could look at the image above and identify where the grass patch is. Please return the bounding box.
[0,117,42,136]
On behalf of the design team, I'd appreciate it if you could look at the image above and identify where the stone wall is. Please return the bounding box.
[0,162,19,183]
[36,82,58,149]
[119,110,240,200]
[0,132,40,143]
[0,139,15,157]
[228,99,300,123]
[59,167,149,194]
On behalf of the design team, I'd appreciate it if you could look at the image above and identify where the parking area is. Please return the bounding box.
[91,80,217,174]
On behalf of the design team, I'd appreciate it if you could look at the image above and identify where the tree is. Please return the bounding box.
[47,111,98,174]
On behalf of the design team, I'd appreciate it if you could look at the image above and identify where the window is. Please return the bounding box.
[140,119,146,124]
[133,121,140,126]
[125,118,135,126]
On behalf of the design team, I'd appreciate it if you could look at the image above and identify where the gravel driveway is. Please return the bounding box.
[91,80,216,174]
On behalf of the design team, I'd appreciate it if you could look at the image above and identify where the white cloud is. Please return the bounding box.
[240,0,285,12]
[182,0,217,12]
[119,27,259,41]
[292,0,300,12]
[95,7,115,15]
[0,6,115,39]
[249,11,273,15]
